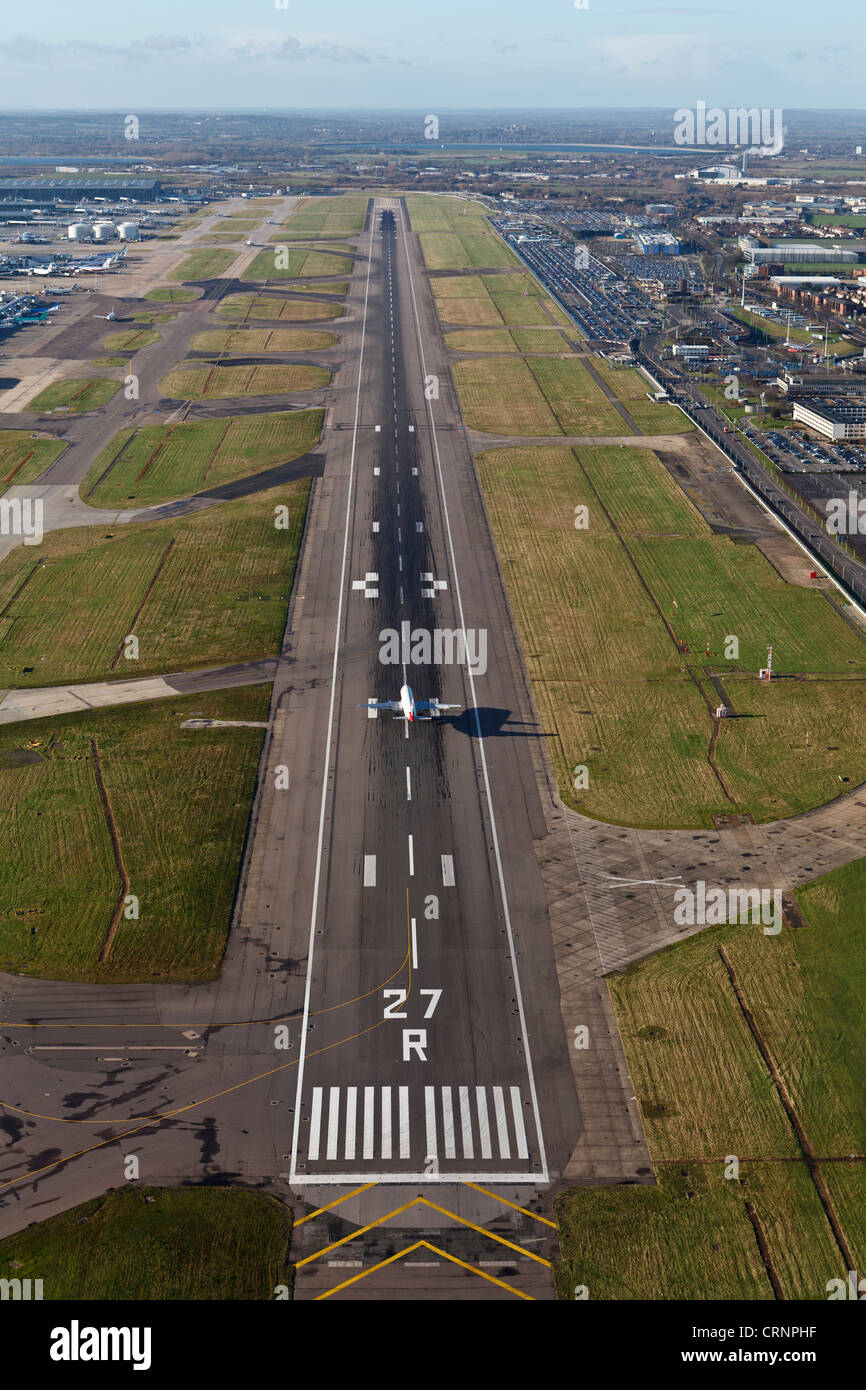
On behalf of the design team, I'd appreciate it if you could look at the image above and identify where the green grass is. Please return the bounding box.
[556,855,866,1300]
[810,213,866,229]
[144,286,203,303]
[555,1163,844,1301]
[0,482,310,690]
[591,361,695,434]
[452,356,625,435]
[189,328,338,353]
[476,442,866,827]
[406,193,495,233]
[278,194,369,236]
[0,431,65,493]
[431,271,569,329]
[445,328,573,353]
[0,686,272,981]
[0,1187,292,1299]
[215,293,342,323]
[242,247,353,280]
[418,230,518,270]
[130,310,178,325]
[29,379,120,413]
[159,362,329,400]
[169,248,237,281]
[102,328,160,351]
[83,409,322,508]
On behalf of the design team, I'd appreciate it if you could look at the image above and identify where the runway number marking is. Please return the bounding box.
[383,989,408,1020]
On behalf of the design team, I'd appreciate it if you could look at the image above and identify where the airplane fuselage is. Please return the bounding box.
[400,683,415,722]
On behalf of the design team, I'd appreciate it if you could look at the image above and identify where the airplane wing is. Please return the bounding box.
[414,699,461,717]
[359,699,401,712]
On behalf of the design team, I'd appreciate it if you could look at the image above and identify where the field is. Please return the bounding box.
[159,362,329,400]
[591,361,695,434]
[168,248,237,281]
[0,431,66,493]
[453,356,625,435]
[29,378,120,413]
[189,328,339,353]
[476,443,866,826]
[556,1163,843,1300]
[405,193,497,234]
[242,247,353,280]
[0,687,271,981]
[418,229,518,270]
[102,328,160,351]
[144,285,203,303]
[278,194,369,236]
[810,213,866,229]
[556,855,866,1299]
[0,1188,292,1299]
[431,271,569,328]
[83,408,323,507]
[0,479,310,688]
[215,293,342,323]
[445,327,576,353]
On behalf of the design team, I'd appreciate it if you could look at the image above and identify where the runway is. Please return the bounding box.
[265,201,580,1192]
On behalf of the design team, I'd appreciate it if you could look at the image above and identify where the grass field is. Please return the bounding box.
[83,409,322,507]
[0,431,66,493]
[278,194,369,236]
[0,479,310,688]
[169,248,237,281]
[453,356,625,435]
[431,271,569,328]
[29,378,120,413]
[405,193,495,234]
[418,229,518,270]
[0,686,271,981]
[556,855,866,1299]
[159,362,329,400]
[189,328,339,353]
[215,293,342,323]
[476,443,866,826]
[555,1163,844,1300]
[591,361,695,434]
[243,247,353,280]
[445,327,575,353]
[0,1187,292,1299]
[144,286,203,303]
[101,328,160,351]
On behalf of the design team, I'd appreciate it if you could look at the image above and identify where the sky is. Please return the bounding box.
[0,0,863,111]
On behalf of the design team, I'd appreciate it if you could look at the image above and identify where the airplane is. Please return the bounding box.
[95,309,117,321]
[361,683,461,724]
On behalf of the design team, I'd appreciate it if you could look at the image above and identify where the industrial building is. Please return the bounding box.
[745,243,860,265]
[792,396,866,439]
[671,343,710,359]
[0,178,161,203]
[633,230,681,255]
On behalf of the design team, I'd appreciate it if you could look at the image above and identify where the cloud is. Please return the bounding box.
[0,34,196,64]
[231,35,373,64]
[593,33,716,79]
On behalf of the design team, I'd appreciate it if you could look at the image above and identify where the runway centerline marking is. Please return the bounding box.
[398,202,549,1185]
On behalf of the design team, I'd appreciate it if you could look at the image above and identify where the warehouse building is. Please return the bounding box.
[745,243,860,265]
[0,178,161,203]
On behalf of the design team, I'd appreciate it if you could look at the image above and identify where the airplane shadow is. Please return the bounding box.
[441,706,549,739]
